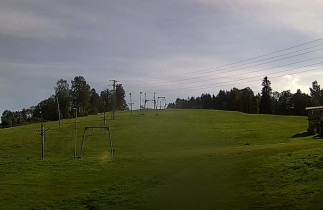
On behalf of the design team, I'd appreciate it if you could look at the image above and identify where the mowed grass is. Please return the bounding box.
[1,109,323,209]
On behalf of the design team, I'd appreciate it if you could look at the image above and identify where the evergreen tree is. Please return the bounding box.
[215,90,227,110]
[115,84,128,110]
[259,76,272,114]
[175,98,186,108]
[201,93,213,109]
[211,94,216,109]
[167,102,176,108]
[188,97,197,108]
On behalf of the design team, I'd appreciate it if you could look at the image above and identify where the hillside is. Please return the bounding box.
[0,109,322,209]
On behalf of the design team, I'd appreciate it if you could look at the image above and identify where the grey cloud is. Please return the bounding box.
[0,0,322,115]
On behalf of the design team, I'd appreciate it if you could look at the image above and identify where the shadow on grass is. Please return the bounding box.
[291,131,313,138]
[291,131,323,139]
[313,134,323,139]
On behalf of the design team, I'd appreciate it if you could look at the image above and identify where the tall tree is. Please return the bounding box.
[259,76,272,114]
[33,97,58,121]
[71,76,91,115]
[55,79,72,119]
[115,84,128,110]
[278,90,293,115]
[215,90,228,110]
[89,88,100,114]
[241,87,257,114]
[188,97,198,109]
[20,108,28,125]
[1,110,14,127]
[100,89,112,112]
[271,91,280,115]
[227,88,241,111]
[291,89,311,116]
[310,80,321,106]
[201,93,213,109]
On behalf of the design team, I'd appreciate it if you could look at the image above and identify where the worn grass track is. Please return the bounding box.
[0,109,322,209]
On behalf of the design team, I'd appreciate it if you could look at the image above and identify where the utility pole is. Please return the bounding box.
[34,108,49,159]
[110,80,118,120]
[72,107,77,159]
[154,92,156,109]
[145,93,147,111]
[103,101,106,127]
[139,92,142,115]
[154,92,157,115]
[101,101,107,135]
[57,97,61,128]
[129,93,134,116]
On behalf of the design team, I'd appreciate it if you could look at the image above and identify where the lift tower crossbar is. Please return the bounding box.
[80,126,114,158]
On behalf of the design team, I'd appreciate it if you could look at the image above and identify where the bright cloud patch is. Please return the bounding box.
[281,74,307,93]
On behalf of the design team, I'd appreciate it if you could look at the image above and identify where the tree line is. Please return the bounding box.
[168,76,322,116]
[1,76,128,128]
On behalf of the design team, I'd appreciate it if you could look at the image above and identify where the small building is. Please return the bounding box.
[305,106,323,133]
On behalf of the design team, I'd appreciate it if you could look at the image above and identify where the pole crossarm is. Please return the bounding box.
[80,126,114,158]
[83,126,110,130]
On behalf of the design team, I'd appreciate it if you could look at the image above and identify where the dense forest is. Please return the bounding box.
[168,77,322,116]
[1,76,128,128]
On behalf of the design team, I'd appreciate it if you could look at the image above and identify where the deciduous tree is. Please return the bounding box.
[310,80,321,106]
[55,79,72,118]
[71,76,91,115]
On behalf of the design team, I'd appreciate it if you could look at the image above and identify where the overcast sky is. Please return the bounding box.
[1,0,323,113]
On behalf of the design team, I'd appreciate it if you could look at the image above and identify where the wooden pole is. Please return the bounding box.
[41,121,44,159]
[109,127,114,156]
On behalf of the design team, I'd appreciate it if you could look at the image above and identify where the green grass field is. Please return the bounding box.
[1,109,323,209]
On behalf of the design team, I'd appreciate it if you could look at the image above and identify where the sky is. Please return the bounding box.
[1,0,323,114]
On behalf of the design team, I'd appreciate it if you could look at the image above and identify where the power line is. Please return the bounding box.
[166,46,323,83]
[122,46,323,88]
[124,56,323,90]
[124,62,323,93]
[156,37,323,80]
[118,38,323,97]
[155,66,323,93]
[119,37,323,85]
[161,42,323,81]
[119,38,323,91]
